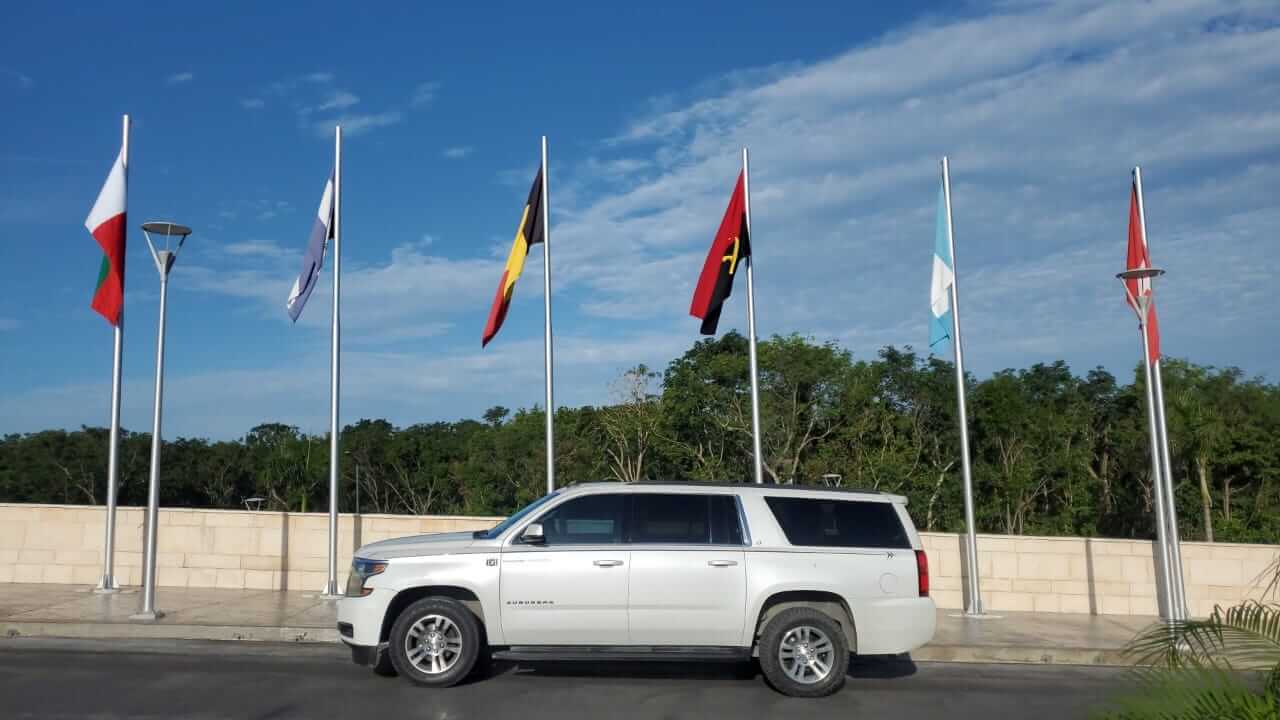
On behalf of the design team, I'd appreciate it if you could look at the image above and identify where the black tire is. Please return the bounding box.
[757,607,849,698]
[388,597,483,687]
[371,645,398,677]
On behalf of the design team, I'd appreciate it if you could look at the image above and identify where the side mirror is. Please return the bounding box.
[521,522,546,545]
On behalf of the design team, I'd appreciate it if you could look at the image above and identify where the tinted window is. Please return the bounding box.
[764,497,909,549]
[630,494,744,546]
[537,494,625,545]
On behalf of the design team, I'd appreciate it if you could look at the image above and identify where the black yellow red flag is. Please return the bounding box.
[690,172,750,335]
[482,169,545,347]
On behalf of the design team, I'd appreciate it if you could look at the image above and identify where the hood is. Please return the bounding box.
[355,531,478,560]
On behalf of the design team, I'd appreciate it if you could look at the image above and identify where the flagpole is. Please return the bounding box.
[941,157,983,616]
[541,135,556,495]
[1135,166,1188,620]
[742,147,765,485]
[322,125,342,598]
[96,114,128,594]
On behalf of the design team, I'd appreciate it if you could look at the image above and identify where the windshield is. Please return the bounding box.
[472,492,559,540]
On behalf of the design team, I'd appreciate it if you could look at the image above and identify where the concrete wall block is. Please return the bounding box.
[1013,579,1052,593]
[0,549,20,564]
[163,526,213,554]
[1179,544,1213,560]
[18,549,56,564]
[989,592,1035,612]
[1120,555,1154,582]
[25,522,86,551]
[1059,594,1092,614]
[285,570,327,591]
[287,555,329,572]
[204,511,254,528]
[241,555,283,571]
[42,564,74,584]
[1099,596,1131,615]
[14,564,44,582]
[187,568,218,587]
[160,510,202,527]
[1128,596,1158,617]
[291,530,330,558]
[1089,555,1127,581]
[1033,594,1061,613]
[157,552,186,568]
[53,550,100,565]
[186,553,242,569]
[1208,543,1271,561]
[116,551,143,567]
[0,519,26,548]
[978,537,1018,554]
[215,569,247,589]
[990,551,1018,579]
[244,570,275,590]
[212,527,260,556]
[71,564,101,585]
[929,589,963,610]
[1186,558,1243,586]
[1017,553,1070,580]
[158,566,190,587]
[0,566,13,583]
[1051,580,1089,595]
[1094,581,1131,596]
[982,577,1013,593]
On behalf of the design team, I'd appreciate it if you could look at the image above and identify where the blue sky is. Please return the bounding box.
[1,1,1277,439]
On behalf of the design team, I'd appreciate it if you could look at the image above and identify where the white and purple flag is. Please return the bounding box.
[286,171,335,322]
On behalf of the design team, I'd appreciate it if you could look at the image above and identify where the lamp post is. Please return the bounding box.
[1117,266,1185,621]
[131,221,191,622]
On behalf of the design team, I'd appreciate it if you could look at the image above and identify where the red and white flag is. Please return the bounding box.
[1125,180,1160,361]
[86,147,127,326]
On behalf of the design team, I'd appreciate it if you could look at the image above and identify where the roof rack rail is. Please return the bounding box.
[564,480,885,495]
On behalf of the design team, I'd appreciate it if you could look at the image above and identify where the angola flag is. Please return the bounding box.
[86,147,127,326]
[482,168,545,347]
[690,172,750,335]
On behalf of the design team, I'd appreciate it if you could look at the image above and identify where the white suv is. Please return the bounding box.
[337,482,936,697]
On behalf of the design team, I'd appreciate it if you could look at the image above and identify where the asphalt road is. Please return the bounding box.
[0,638,1132,719]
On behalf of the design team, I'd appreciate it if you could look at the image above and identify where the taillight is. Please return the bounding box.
[915,550,929,597]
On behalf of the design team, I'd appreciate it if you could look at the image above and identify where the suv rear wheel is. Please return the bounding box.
[388,597,482,687]
[758,607,849,697]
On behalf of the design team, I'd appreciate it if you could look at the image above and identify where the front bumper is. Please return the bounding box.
[345,639,378,667]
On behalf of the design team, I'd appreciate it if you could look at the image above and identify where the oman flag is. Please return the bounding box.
[86,147,127,326]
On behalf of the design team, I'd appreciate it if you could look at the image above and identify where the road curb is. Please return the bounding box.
[2,621,339,644]
[3,621,1139,667]
[912,644,1135,666]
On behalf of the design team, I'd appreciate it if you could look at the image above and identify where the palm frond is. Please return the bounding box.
[1125,602,1280,671]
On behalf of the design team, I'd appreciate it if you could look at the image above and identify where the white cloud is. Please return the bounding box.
[1,68,33,89]
[442,146,473,159]
[411,81,440,106]
[317,90,359,112]
[166,71,194,86]
[306,72,334,84]
[240,98,265,109]
[315,111,404,137]
[224,240,288,258]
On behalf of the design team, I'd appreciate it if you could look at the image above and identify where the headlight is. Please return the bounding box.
[345,557,388,597]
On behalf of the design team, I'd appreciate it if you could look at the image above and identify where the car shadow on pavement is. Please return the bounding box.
[484,654,917,683]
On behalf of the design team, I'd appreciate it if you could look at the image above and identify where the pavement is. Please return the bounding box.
[0,638,1134,719]
[0,582,1157,666]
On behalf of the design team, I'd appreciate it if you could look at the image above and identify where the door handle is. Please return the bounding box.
[707,560,739,567]
[593,559,624,567]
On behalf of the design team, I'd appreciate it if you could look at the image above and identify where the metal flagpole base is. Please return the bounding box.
[93,579,122,594]
[320,580,342,599]
[950,612,1003,620]
[129,610,165,622]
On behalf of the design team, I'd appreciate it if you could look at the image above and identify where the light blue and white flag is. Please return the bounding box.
[286,171,335,322]
[929,185,954,349]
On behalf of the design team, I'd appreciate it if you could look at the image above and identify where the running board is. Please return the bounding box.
[492,645,752,663]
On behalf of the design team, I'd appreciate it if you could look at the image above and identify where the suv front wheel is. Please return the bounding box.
[758,607,849,697]
[388,597,482,687]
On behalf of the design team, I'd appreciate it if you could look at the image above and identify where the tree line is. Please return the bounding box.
[2,333,1277,543]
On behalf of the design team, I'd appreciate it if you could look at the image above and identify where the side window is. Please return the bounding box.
[765,497,910,549]
[536,494,625,545]
[630,494,709,544]
[629,493,746,546]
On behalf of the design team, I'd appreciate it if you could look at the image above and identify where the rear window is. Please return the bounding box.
[764,496,910,549]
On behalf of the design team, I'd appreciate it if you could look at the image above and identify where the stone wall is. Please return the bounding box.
[0,503,500,592]
[1,503,1275,616]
